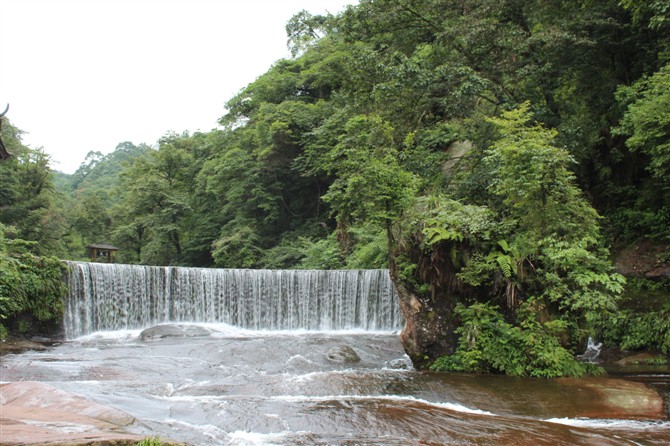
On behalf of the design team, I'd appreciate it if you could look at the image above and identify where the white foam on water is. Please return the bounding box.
[227,430,296,446]
[163,418,228,440]
[74,329,143,342]
[285,354,316,365]
[288,369,359,383]
[544,417,670,430]
[288,368,411,384]
[149,392,494,417]
[71,323,398,342]
[381,356,414,371]
[161,421,303,446]
[153,394,224,403]
[160,380,214,397]
[206,324,398,337]
[269,394,496,416]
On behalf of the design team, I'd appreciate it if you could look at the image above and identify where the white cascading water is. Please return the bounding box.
[63,262,402,339]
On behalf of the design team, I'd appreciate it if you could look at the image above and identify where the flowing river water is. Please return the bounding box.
[2,262,669,445]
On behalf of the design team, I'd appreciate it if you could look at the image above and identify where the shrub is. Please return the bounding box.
[429,302,598,377]
[136,437,163,446]
[0,224,67,339]
[596,306,670,354]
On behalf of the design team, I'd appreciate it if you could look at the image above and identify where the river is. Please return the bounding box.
[1,262,669,445]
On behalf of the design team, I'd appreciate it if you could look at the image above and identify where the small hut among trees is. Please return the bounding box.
[87,244,119,263]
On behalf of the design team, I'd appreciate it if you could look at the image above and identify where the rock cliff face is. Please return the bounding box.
[389,242,472,369]
[614,239,670,280]
[392,279,458,369]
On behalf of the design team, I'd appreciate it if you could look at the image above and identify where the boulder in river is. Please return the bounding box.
[326,344,361,363]
[139,323,213,341]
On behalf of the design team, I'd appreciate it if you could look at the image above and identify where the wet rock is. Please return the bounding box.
[1,381,186,445]
[556,377,665,419]
[645,265,670,280]
[326,345,361,363]
[384,358,413,370]
[613,239,670,279]
[139,323,212,341]
[30,335,54,343]
[0,381,144,445]
[615,352,667,366]
[0,338,48,356]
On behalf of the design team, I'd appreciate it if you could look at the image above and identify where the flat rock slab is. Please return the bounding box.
[556,377,665,419]
[0,381,145,446]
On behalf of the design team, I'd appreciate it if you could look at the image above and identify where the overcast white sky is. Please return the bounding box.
[0,0,357,173]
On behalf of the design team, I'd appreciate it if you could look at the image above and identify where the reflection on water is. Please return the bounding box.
[2,324,669,445]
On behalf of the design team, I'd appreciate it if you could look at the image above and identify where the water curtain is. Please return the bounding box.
[64,262,401,338]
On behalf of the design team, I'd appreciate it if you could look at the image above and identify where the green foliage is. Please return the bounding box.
[595,305,670,354]
[343,224,390,269]
[397,104,625,375]
[609,206,670,243]
[0,224,67,339]
[286,10,331,57]
[212,223,262,268]
[135,437,163,446]
[419,196,496,248]
[52,142,154,261]
[429,302,594,378]
[616,64,670,185]
[409,106,623,325]
[323,115,418,229]
[297,233,345,270]
[642,356,668,365]
[0,120,65,256]
[619,0,670,31]
[485,103,601,240]
[112,134,196,265]
[537,238,624,316]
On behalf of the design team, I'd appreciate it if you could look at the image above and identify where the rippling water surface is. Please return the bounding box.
[3,323,669,445]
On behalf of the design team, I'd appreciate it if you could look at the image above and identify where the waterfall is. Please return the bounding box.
[576,337,603,363]
[63,262,402,338]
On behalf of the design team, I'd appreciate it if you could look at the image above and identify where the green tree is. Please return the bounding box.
[616,64,670,185]
[475,104,622,319]
[400,104,624,372]
[114,134,194,265]
[485,102,600,240]
[611,63,670,241]
[323,115,417,236]
[0,120,64,256]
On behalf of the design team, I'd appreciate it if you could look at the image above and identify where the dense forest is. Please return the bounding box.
[1,0,669,375]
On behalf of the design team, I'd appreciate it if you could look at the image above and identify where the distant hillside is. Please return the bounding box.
[55,141,153,200]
